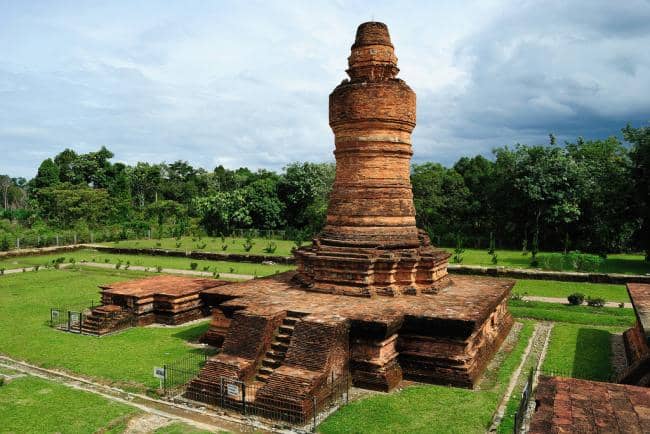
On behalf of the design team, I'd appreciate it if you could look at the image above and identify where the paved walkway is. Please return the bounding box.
[0,262,255,280]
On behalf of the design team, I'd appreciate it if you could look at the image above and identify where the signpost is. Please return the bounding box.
[154,366,165,390]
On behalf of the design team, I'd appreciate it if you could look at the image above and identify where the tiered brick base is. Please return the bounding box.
[619,283,650,386]
[79,275,228,335]
[185,271,513,419]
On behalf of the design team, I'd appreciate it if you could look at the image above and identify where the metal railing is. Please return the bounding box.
[161,352,349,431]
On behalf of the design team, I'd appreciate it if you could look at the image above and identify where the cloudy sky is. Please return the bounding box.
[1,0,649,178]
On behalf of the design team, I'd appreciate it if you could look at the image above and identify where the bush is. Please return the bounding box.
[115,261,122,270]
[243,239,254,252]
[221,244,228,251]
[156,265,163,273]
[618,302,625,308]
[538,252,604,272]
[586,296,606,308]
[175,242,182,248]
[0,377,4,387]
[190,262,198,270]
[0,236,9,251]
[567,293,585,306]
[264,241,277,254]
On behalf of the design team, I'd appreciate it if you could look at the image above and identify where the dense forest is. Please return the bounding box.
[1,124,649,258]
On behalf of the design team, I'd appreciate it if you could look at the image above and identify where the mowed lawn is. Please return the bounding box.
[0,372,138,433]
[512,279,629,303]
[542,323,623,381]
[319,321,535,434]
[101,236,297,256]
[0,248,295,277]
[508,300,635,327]
[443,247,650,275]
[0,268,213,392]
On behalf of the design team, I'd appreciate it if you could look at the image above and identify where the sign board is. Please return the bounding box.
[227,383,240,397]
[153,366,166,380]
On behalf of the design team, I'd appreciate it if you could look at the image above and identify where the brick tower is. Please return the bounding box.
[294,22,450,296]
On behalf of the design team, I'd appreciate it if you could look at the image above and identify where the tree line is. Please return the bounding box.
[1,123,648,258]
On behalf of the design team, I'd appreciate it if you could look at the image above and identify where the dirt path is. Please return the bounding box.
[0,355,281,433]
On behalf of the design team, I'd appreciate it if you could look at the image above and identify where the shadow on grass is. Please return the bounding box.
[572,327,612,381]
[600,258,650,275]
[171,321,211,342]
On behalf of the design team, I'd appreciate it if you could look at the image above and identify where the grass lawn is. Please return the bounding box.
[0,268,214,392]
[319,321,535,434]
[508,300,635,327]
[154,422,219,434]
[0,374,139,433]
[443,248,650,275]
[0,248,294,277]
[542,323,622,381]
[512,279,629,303]
[101,236,297,256]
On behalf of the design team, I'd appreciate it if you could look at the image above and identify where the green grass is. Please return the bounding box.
[513,279,629,303]
[101,236,297,256]
[319,321,535,434]
[0,375,138,433]
[154,422,221,434]
[508,300,635,327]
[542,323,621,381]
[444,247,650,275]
[0,248,295,276]
[0,268,214,392]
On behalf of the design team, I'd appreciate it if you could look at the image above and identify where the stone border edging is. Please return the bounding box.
[447,264,650,284]
[89,245,296,265]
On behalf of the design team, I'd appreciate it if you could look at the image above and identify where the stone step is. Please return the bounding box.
[256,373,269,383]
[262,358,282,368]
[258,366,274,376]
[276,333,291,344]
[279,324,294,334]
[271,342,288,352]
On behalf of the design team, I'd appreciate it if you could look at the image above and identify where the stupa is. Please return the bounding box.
[185,22,514,422]
[294,22,451,296]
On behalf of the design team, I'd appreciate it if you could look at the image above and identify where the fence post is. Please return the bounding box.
[16,238,20,249]
[220,377,225,408]
[74,233,77,244]
[56,235,59,246]
[242,382,246,415]
[163,364,167,394]
[313,396,317,432]
[67,310,71,331]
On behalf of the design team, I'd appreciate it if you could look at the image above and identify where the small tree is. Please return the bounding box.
[452,235,465,264]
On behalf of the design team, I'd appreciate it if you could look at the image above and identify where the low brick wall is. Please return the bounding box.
[448,264,650,284]
[92,245,295,265]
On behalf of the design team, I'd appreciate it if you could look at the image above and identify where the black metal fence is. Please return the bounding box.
[513,368,534,433]
[49,302,96,332]
[161,353,350,431]
[162,351,210,395]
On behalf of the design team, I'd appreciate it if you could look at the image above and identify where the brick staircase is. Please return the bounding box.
[255,311,307,383]
[81,305,135,336]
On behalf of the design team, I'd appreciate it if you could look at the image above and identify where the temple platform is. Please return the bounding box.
[186,271,513,416]
[619,283,650,386]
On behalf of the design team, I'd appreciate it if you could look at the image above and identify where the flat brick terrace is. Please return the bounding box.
[186,271,513,420]
[81,275,228,335]
[529,376,650,434]
[620,283,650,386]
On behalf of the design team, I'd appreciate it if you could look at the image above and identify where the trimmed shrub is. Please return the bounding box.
[586,296,606,308]
[190,262,198,270]
[567,293,585,306]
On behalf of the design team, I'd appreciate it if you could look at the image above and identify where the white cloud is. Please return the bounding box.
[0,0,648,177]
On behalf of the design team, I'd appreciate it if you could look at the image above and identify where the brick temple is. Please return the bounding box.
[185,22,514,419]
[81,275,227,335]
